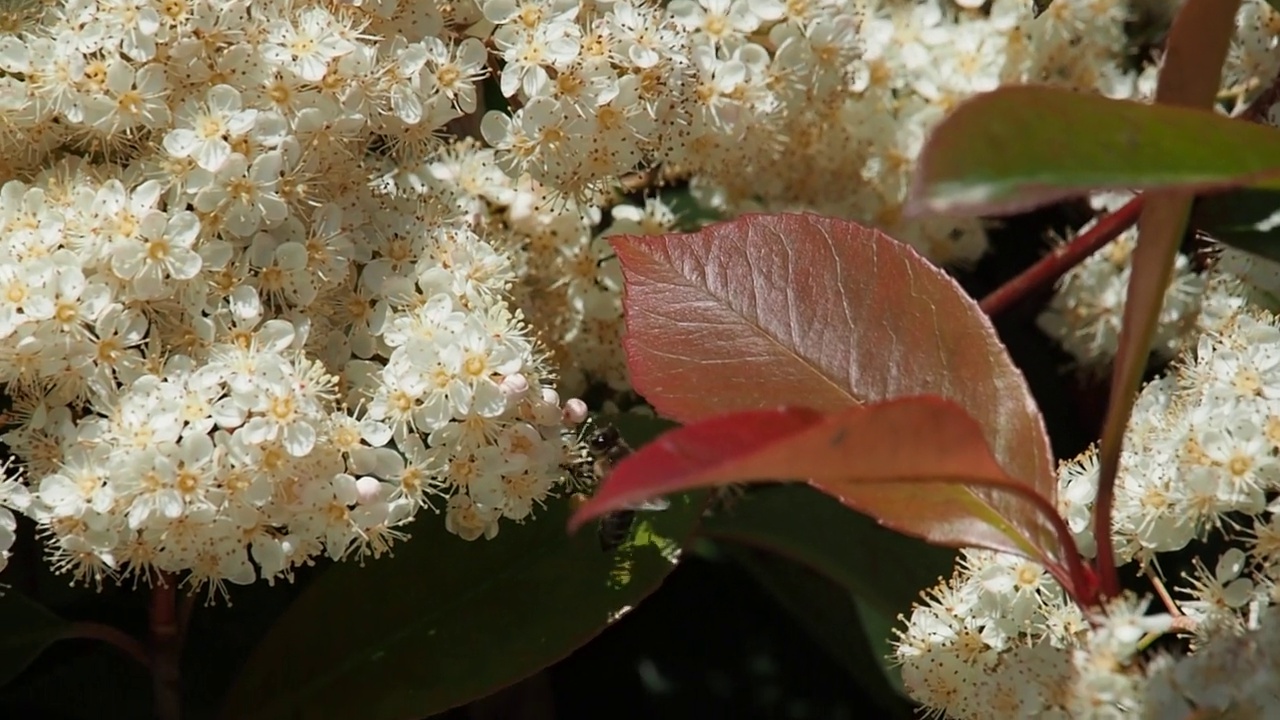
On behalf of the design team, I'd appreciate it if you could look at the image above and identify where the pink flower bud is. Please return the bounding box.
[562,398,589,425]
[541,387,560,407]
[501,373,530,397]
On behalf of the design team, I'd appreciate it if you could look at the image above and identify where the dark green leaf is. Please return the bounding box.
[850,593,901,695]
[0,590,68,687]
[699,484,954,651]
[0,644,152,720]
[658,186,724,230]
[1194,189,1280,264]
[721,542,914,714]
[908,88,1280,217]
[221,415,706,720]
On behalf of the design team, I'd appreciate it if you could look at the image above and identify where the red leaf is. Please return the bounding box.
[568,398,1084,596]
[613,212,1054,506]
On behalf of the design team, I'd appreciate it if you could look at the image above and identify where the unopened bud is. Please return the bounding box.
[540,387,560,407]
[501,373,529,397]
[562,398,589,425]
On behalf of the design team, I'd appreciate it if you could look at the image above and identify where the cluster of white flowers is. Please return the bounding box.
[0,0,599,593]
[896,262,1280,717]
[0,0,1197,590]
[678,0,1148,265]
[1144,603,1280,717]
[895,554,1176,719]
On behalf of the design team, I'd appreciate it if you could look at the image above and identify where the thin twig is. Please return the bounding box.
[61,621,151,669]
[1144,565,1184,617]
[980,196,1145,317]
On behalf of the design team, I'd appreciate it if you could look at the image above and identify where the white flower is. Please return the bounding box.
[494,20,581,98]
[262,7,357,83]
[110,209,202,299]
[81,57,170,131]
[190,151,288,238]
[163,85,259,173]
[444,493,500,541]
[425,37,487,113]
[667,0,761,48]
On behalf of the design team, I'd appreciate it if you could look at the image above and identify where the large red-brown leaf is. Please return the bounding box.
[568,398,1085,598]
[613,212,1054,505]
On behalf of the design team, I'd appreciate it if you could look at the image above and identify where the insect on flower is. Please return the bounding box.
[567,422,671,552]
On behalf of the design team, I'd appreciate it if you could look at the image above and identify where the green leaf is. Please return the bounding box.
[0,590,68,687]
[907,88,1280,217]
[699,484,954,629]
[1194,189,1280,264]
[720,541,914,715]
[221,415,706,720]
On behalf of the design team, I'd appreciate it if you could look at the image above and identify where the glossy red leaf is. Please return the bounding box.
[568,398,1085,596]
[613,212,1055,511]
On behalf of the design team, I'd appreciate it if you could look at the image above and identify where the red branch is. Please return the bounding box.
[150,578,183,720]
[980,196,1145,317]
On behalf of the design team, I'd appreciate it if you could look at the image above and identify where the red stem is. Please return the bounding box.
[1092,438,1125,601]
[979,197,1145,317]
[150,578,183,720]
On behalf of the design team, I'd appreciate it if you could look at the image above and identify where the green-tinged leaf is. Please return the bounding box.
[907,88,1280,217]
[222,416,706,720]
[718,542,914,715]
[571,401,1086,599]
[0,591,68,687]
[1093,0,1238,597]
[465,672,556,720]
[1193,190,1280,264]
[699,485,954,623]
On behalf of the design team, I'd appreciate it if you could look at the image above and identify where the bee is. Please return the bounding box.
[572,423,671,552]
